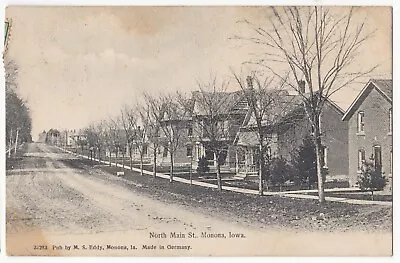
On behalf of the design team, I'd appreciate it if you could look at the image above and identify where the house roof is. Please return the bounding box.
[192,90,248,116]
[236,130,259,147]
[342,79,392,121]
[243,92,304,128]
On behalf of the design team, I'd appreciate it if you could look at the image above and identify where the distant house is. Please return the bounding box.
[45,129,61,145]
[189,90,248,170]
[342,79,393,191]
[235,91,349,182]
[156,101,193,166]
[37,131,47,143]
[156,90,248,170]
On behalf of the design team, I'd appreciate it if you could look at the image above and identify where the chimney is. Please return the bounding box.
[246,76,253,89]
[299,80,306,94]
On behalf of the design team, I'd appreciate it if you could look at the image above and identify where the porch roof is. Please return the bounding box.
[236,130,259,147]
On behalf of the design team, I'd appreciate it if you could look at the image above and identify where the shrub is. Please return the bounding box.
[292,136,317,189]
[357,156,388,200]
[268,156,293,191]
[196,156,210,174]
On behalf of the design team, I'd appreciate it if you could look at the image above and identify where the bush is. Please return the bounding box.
[292,136,317,188]
[196,156,210,174]
[357,156,387,200]
[267,156,293,191]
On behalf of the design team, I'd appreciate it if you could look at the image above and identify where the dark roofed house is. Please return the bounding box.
[235,92,349,184]
[190,90,248,170]
[342,79,393,192]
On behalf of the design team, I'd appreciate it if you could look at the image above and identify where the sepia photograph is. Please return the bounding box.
[4,4,393,256]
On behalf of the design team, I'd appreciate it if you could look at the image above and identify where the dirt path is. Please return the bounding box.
[6,143,392,256]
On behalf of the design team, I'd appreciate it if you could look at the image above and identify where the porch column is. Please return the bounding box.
[245,149,249,175]
[235,148,239,174]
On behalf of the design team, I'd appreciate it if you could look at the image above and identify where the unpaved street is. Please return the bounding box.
[6,143,392,256]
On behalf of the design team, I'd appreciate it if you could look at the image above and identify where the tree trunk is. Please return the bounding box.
[130,151,133,171]
[115,150,118,167]
[153,147,157,179]
[14,129,19,155]
[169,152,174,183]
[314,134,325,204]
[122,152,125,169]
[371,190,374,201]
[215,152,222,190]
[258,143,265,196]
[8,129,13,158]
[109,150,112,167]
[140,154,144,176]
[216,161,222,191]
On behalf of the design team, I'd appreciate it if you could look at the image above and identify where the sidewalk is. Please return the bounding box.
[60,147,392,206]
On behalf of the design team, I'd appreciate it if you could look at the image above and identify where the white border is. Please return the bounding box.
[0,1,397,263]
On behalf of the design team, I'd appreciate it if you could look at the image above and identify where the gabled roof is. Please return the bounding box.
[192,90,248,116]
[241,91,345,132]
[342,79,392,121]
[243,93,303,128]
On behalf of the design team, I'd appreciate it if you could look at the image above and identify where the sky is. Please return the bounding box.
[4,6,392,140]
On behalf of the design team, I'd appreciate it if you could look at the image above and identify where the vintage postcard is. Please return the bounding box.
[4,5,393,256]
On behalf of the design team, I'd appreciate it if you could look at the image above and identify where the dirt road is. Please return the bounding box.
[6,143,392,256]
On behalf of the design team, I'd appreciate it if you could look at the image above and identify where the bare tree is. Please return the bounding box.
[188,77,240,191]
[143,93,166,179]
[159,94,189,183]
[95,121,108,162]
[121,105,137,170]
[107,117,123,168]
[232,72,294,195]
[235,6,376,203]
[134,104,151,176]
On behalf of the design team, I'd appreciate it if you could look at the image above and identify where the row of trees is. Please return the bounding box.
[6,60,32,156]
[60,6,374,203]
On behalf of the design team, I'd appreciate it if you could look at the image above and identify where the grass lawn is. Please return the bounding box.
[63,157,392,233]
[305,192,392,202]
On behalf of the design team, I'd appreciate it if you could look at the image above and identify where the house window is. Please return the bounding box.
[389,108,392,133]
[188,126,193,137]
[266,146,272,159]
[358,149,366,171]
[357,111,365,133]
[163,146,168,157]
[143,145,148,155]
[373,146,382,169]
[186,146,193,157]
[322,146,328,168]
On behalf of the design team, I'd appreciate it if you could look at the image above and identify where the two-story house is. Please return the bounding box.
[189,90,248,170]
[235,92,349,182]
[155,90,248,170]
[342,79,393,191]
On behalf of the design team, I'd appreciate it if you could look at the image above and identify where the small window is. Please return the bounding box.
[357,111,365,133]
[266,146,272,158]
[186,146,193,157]
[373,146,382,169]
[188,126,193,137]
[389,108,392,133]
[163,146,168,157]
[358,149,366,171]
[143,145,148,155]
